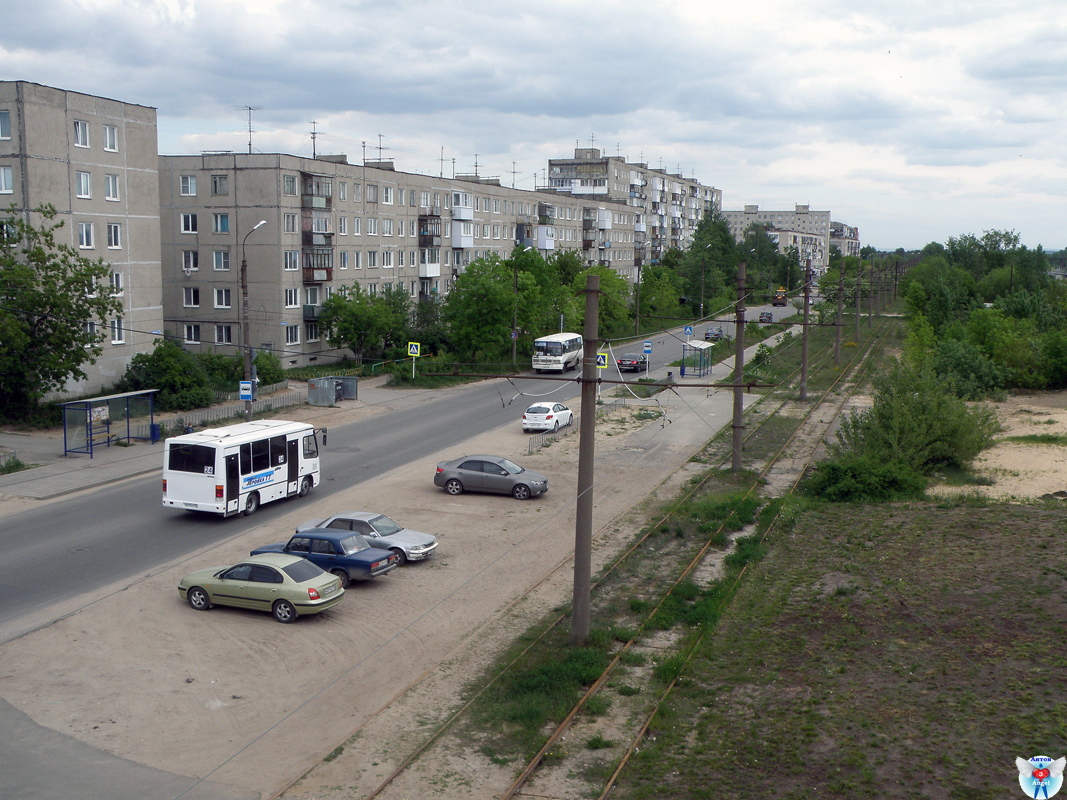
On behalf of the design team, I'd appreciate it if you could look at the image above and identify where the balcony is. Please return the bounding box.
[450,205,473,220]
[303,305,321,321]
[302,231,333,247]
[303,267,332,283]
[419,262,441,278]
[301,194,332,210]
[419,234,442,247]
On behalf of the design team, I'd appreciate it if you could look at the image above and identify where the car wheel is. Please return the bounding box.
[390,548,407,566]
[272,599,296,624]
[331,569,350,589]
[552,420,560,432]
[187,586,211,611]
[298,477,312,496]
[243,492,259,516]
[444,478,463,496]
[512,484,531,500]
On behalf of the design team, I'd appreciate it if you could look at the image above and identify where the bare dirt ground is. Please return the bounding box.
[1,387,1062,800]
[0,390,707,800]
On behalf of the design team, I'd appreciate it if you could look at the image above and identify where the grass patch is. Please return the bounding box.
[1001,433,1067,446]
[0,457,28,475]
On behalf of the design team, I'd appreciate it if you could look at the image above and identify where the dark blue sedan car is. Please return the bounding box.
[251,528,398,588]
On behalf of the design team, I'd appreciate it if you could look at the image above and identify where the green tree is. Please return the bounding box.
[568,266,632,338]
[442,255,513,361]
[0,205,124,417]
[318,284,397,363]
[120,339,213,411]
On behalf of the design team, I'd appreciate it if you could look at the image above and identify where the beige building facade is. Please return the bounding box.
[158,153,636,367]
[722,203,839,273]
[0,81,163,397]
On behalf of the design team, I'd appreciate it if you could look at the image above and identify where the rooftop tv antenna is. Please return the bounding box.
[310,121,325,159]
[239,105,262,154]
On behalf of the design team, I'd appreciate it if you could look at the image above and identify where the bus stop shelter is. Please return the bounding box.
[61,389,159,458]
[679,340,714,378]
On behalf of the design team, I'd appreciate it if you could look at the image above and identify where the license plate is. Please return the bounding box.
[322,583,337,596]
[183,503,197,508]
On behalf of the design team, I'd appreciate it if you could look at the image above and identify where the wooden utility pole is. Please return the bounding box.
[732,261,746,471]
[800,259,811,400]
[571,274,599,646]
[867,265,874,327]
[834,265,844,366]
[855,263,862,342]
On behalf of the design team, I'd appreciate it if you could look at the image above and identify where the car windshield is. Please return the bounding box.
[527,406,550,415]
[282,559,325,583]
[339,534,370,554]
[369,515,402,536]
[535,342,563,356]
[498,458,523,474]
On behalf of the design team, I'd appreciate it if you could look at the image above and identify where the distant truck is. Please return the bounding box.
[772,288,788,306]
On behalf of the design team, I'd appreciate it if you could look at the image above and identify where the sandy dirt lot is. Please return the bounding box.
[0,393,709,799]
[1,387,1062,800]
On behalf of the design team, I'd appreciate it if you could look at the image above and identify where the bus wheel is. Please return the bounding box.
[298,477,312,497]
[243,492,260,516]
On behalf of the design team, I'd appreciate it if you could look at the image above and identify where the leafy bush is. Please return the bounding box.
[120,340,213,411]
[930,338,1007,400]
[252,350,285,384]
[801,455,926,502]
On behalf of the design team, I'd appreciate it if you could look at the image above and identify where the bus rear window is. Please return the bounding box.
[168,444,217,475]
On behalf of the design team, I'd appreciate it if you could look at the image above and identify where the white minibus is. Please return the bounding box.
[532,332,583,373]
[162,420,324,517]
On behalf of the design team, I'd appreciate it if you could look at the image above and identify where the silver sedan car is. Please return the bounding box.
[522,402,573,433]
[434,455,548,500]
[297,512,438,565]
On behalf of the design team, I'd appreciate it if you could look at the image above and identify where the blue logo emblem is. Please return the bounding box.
[1017,756,1065,798]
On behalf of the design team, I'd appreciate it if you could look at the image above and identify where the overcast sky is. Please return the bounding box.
[4,0,1066,251]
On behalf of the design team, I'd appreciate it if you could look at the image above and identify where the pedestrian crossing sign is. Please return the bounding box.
[408,342,420,357]
[596,353,607,369]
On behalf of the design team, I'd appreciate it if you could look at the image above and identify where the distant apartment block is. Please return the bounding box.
[547,148,721,275]
[830,221,861,259]
[722,204,840,274]
[158,153,638,367]
[0,80,163,397]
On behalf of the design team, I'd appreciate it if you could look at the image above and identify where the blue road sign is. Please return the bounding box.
[408,342,421,357]
[684,325,693,337]
[644,341,652,354]
[596,353,607,369]
[239,381,253,401]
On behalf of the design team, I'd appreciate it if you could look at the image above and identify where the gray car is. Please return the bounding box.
[297,512,438,565]
[434,454,548,500]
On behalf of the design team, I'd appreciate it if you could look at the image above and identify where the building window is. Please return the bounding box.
[78,222,94,248]
[73,120,89,148]
[76,171,91,198]
[105,174,120,201]
[213,250,230,271]
[0,110,10,139]
[107,223,121,249]
[338,182,347,201]
[398,250,404,266]
[338,216,347,235]
[103,124,117,152]
[181,213,197,233]
[382,218,393,236]
[305,286,319,306]
[367,283,377,296]
[383,186,393,204]
[283,175,297,195]
[367,185,378,203]
[284,213,297,233]
[353,251,361,269]
[285,325,299,346]
[285,288,298,307]
[182,250,199,271]
[311,215,330,233]
[367,218,377,235]
[382,251,393,268]
[184,324,201,344]
[367,250,377,268]
[213,213,229,233]
[211,175,228,195]
[183,287,200,307]
[110,318,125,344]
[110,271,123,295]
[215,288,231,308]
[180,175,196,196]
[84,319,97,341]
[284,251,299,270]
[215,324,232,344]
[306,322,319,342]
[339,251,348,269]
[352,184,362,202]
[352,217,361,235]
[398,188,405,205]
[0,165,14,194]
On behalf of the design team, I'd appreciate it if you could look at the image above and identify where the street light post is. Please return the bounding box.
[241,219,268,422]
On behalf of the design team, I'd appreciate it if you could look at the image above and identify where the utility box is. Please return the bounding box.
[326,376,358,400]
[308,377,343,406]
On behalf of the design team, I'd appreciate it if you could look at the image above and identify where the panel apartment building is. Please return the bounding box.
[547,148,722,273]
[158,153,638,368]
[722,204,837,274]
[0,81,163,396]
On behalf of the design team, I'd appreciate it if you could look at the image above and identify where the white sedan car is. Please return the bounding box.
[522,402,573,433]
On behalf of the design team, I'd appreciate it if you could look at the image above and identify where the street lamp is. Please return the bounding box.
[241,219,268,422]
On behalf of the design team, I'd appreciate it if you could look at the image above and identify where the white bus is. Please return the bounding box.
[532,332,583,373]
[162,420,325,517]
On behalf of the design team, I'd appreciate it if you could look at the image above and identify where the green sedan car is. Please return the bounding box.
[178,552,344,623]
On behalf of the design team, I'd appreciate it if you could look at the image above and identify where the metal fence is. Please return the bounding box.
[527,416,580,454]
[134,390,305,439]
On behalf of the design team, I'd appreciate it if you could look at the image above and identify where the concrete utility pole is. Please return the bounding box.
[240,220,267,422]
[867,264,874,327]
[834,266,844,366]
[732,261,746,472]
[800,259,811,400]
[855,263,862,342]
[571,274,599,647]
